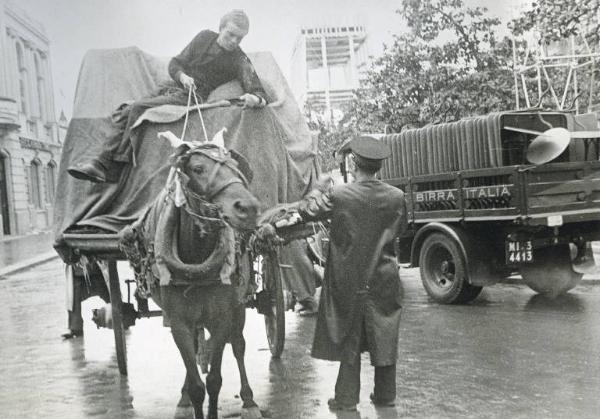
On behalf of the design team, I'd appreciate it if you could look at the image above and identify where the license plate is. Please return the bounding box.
[506,240,534,264]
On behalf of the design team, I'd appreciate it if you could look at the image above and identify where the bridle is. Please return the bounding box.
[168,144,250,234]
[188,145,249,201]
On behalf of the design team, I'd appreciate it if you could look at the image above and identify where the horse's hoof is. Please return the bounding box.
[174,405,194,419]
[241,406,263,419]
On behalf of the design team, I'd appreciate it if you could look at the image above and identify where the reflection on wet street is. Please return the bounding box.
[1,259,599,418]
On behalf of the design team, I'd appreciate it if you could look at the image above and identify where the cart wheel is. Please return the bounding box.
[419,233,482,304]
[261,250,285,358]
[520,244,583,298]
[108,261,128,375]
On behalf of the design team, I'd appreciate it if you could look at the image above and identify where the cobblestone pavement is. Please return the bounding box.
[1,259,600,419]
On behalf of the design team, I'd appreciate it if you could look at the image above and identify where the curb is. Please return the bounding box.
[0,251,59,278]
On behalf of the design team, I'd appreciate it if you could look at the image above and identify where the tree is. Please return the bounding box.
[307,0,516,170]
[307,0,600,170]
[510,0,600,110]
[305,102,358,172]
[360,0,516,132]
[511,0,600,45]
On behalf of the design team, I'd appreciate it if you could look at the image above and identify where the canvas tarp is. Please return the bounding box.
[54,46,318,237]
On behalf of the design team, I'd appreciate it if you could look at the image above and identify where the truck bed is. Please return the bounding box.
[384,160,600,226]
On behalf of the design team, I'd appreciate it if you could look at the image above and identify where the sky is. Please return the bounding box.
[13,0,524,119]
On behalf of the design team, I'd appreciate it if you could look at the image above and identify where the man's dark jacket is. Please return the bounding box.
[168,29,266,100]
[309,180,406,366]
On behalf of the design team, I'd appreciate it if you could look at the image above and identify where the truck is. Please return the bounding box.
[348,111,600,303]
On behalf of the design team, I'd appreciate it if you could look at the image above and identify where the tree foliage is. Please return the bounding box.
[307,0,600,170]
[353,0,516,133]
[511,0,600,45]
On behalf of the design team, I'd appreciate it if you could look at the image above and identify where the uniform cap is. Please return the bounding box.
[338,135,390,160]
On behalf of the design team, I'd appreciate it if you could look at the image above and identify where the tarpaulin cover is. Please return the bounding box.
[54,46,318,237]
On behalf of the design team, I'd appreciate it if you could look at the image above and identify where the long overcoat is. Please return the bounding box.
[310,179,406,366]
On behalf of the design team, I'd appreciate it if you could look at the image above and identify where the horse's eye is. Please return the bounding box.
[192,166,205,175]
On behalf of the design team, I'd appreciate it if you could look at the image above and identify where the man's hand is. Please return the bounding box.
[239,93,264,109]
[179,73,195,90]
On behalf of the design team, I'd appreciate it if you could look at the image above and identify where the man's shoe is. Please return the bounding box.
[297,299,318,317]
[370,393,395,407]
[327,398,357,411]
[61,329,84,340]
[68,159,122,183]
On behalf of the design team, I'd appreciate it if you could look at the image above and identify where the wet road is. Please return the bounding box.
[1,259,599,419]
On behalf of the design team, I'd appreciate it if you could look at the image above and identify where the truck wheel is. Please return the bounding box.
[419,233,482,304]
[520,244,583,298]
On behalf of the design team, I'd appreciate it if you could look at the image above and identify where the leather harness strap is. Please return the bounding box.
[188,147,249,200]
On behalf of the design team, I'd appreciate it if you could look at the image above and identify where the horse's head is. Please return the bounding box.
[158,128,260,231]
[182,144,258,230]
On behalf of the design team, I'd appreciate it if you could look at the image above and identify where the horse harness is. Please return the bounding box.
[188,145,249,201]
[176,144,249,233]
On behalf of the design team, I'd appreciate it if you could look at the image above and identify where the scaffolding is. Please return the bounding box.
[290,24,368,119]
[512,34,600,114]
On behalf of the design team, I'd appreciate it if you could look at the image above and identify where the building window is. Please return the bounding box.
[34,53,46,121]
[16,42,28,116]
[45,162,56,203]
[28,160,42,208]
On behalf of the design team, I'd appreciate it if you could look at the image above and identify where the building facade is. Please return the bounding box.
[0,0,61,237]
[290,23,369,119]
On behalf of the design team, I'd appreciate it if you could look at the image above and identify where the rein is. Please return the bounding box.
[178,183,226,234]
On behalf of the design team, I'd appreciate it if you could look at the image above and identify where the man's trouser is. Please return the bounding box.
[101,88,191,164]
[67,265,110,331]
[334,359,396,406]
[279,240,318,306]
[334,318,397,405]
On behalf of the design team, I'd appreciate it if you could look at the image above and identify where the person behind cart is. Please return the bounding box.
[68,9,267,183]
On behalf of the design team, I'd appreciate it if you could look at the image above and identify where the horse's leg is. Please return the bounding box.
[174,372,194,419]
[171,323,206,419]
[231,307,262,419]
[205,333,226,419]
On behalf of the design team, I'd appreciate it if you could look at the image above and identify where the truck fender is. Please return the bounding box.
[411,223,500,287]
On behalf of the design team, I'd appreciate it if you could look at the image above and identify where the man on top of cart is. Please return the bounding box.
[68,9,268,184]
[290,135,407,411]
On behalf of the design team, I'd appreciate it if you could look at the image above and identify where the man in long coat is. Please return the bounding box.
[297,135,407,411]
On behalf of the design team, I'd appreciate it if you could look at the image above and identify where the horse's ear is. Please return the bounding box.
[228,149,253,184]
[169,144,191,166]
[211,127,227,149]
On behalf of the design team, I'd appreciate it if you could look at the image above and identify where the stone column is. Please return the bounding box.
[23,40,39,121]
[4,28,19,100]
[41,51,56,126]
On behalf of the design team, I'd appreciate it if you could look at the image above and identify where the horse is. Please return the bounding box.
[120,131,262,419]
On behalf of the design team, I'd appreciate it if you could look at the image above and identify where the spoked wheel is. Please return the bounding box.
[258,250,285,358]
[107,261,128,375]
[520,244,583,298]
[419,233,482,304]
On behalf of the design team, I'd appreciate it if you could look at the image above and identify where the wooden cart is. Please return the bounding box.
[57,219,327,374]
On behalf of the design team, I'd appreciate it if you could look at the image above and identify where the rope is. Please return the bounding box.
[191,88,209,142]
[180,85,209,143]
[180,86,192,142]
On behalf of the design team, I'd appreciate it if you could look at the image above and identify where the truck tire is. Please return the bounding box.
[520,244,583,298]
[419,233,482,304]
